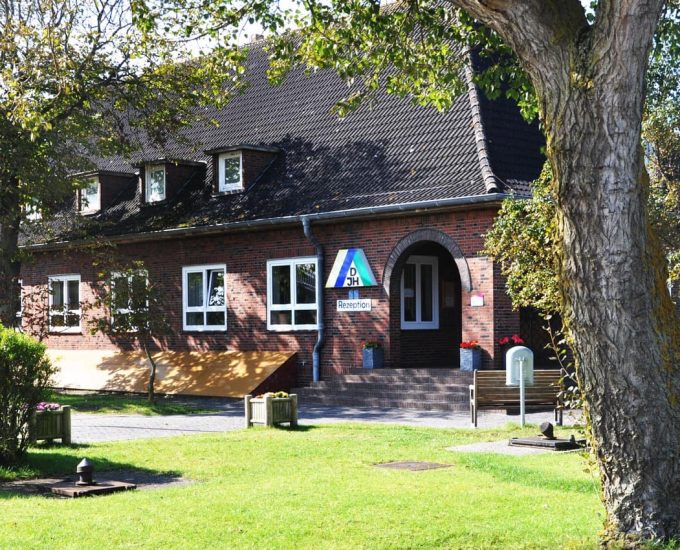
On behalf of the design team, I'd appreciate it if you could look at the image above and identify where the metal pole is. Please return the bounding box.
[519,357,526,427]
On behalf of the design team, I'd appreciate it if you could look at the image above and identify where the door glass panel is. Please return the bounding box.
[207,270,225,306]
[403,263,416,322]
[420,264,433,322]
[272,265,291,305]
[187,272,203,307]
[296,263,316,304]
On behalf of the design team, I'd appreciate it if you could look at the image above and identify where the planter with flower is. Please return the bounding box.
[459,341,482,371]
[497,334,525,366]
[362,341,384,369]
[29,402,71,444]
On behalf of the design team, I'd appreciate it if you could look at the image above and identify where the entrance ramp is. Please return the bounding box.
[47,350,297,398]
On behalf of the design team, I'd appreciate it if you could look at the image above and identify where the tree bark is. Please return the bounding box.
[143,341,157,404]
[445,0,680,541]
[0,176,23,329]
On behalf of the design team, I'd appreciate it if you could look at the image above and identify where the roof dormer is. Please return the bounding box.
[205,145,279,195]
[75,170,137,215]
[136,158,206,205]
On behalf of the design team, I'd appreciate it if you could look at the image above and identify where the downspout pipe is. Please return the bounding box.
[302,216,324,383]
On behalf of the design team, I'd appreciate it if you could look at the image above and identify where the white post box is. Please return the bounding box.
[505,346,534,386]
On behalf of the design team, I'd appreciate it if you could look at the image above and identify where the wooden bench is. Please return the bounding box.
[469,370,564,427]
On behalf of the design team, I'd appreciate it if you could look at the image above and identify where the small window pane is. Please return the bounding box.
[187,272,203,307]
[270,310,292,325]
[222,157,240,188]
[403,263,416,322]
[51,281,64,309]
[82,180,99,210]
[67,280,79,307]
[296,263,316,304]
[207,270,225,306]
[294,310,316,325]
[206,311,225,326]
[186,312,204,326]
[421,264,433,322]
[130,275,147,310]
[65,313,80,327]
[51,315,65,327]
[112,277,130,311]
[272,265,291,305]
[148,169,165,202]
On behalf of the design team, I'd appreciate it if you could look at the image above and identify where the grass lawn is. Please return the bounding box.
[46,391,222,416]
[0,423,602,548]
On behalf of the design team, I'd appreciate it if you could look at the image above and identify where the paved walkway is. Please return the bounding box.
[71,402,582,443]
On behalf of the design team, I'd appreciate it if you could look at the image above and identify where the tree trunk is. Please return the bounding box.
[0,177,23,329]
[143,341,157,404]
[446,0,678,541]
[550,89,680,539]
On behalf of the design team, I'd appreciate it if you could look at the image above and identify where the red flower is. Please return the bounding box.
[498,334,525,346]
[460,340,480,349]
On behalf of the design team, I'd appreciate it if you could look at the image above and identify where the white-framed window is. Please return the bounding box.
[48,275,81,333]
[218,151,243,192]
[145,165,166,203]
[80,178,100,213]
[182,264,227,331]
[110,270,148,330]
[401,255,439,330]
[267,257,318,331]
[25,200,42,221]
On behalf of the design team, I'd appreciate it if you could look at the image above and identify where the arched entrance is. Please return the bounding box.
[383,229,470,369]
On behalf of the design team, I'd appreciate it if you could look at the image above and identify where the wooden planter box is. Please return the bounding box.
[460,348,482,371]
[29,406,72,444]
[245,394,298,428]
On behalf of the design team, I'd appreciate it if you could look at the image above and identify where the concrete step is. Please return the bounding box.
[345,368,474,378]
[295,387,470,403]
[307,381,471,393]
[296,393,472,412]
[337,374,473,385]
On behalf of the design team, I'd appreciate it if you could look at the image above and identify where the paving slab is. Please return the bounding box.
[447,440,552,456]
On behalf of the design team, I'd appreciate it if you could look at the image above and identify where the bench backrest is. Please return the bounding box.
[473,369,562,405]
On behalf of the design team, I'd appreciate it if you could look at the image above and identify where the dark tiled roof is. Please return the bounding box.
[23,44,544,245]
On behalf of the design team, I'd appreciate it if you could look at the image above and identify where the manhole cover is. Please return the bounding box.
[375,461,452,471]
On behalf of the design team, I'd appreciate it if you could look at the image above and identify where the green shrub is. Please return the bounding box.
[0,325,55,466]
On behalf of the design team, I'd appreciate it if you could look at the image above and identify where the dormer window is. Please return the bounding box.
[80,178,100,213]
[218,152,243,192]
[145,165,166,203]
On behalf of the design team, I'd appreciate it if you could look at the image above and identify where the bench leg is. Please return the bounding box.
[555,406,564,426]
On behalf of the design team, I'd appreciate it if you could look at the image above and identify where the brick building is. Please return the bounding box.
[20,44,545,400]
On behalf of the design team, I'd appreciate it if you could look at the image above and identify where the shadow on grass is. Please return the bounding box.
[49,390,221,416]
[456,453,598,494]
[2,447,180,482]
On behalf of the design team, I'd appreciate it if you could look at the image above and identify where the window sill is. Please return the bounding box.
[267,326,319,333]
[48,329,82,335]
[182,328,228,333]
